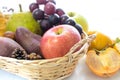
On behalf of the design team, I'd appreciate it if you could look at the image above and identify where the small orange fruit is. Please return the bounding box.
[88,31,113,50]
[86,47,120,77]
[0,12,7,36]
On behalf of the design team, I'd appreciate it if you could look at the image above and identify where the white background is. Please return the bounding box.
[0,0,120,80]
[1,0,120,39]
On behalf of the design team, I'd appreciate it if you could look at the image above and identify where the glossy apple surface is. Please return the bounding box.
[40,24,81,59]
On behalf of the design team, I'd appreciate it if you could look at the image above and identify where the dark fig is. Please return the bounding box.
[15,27,43,58]
[0,37,25,57]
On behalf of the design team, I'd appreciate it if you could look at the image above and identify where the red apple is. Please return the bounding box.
[40,24,81,59]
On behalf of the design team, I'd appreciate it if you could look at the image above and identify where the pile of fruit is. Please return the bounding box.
[86,31,120,77]
[1,0,120,79]
[29,0,87,34]
[0,0,87,60]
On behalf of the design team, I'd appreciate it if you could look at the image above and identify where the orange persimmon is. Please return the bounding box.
[86,47,120,77]
[88,31,113,50]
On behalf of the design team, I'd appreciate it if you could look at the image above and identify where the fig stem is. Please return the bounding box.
[94,46,108,55]
[19,4,23,12]
[94,49,101,55]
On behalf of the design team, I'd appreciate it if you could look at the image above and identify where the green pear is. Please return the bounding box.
[67,12,89,33]
[6,12,42,35]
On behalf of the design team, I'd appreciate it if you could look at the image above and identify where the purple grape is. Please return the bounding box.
[44,14,49,19]
[56,8,65,16]
[40,19,53,33]
[36,0,48,4]
[29,3,39,12]
[60,14,69,24]
[47,0,56,4]
[74,24,83,34]
[44,2,56,15]
[65,19,76,26]
[32,8,44,20]
[48,14,60,25]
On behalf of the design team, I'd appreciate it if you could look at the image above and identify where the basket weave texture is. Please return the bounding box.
[0,13,95,80]
[0,33,95,80]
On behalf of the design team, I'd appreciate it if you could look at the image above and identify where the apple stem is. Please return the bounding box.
[69,12,74,17]
[19,4,23,12]
[55,28,63,35]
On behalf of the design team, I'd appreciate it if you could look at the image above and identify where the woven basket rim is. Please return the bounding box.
[0,34,95,63]
[0,32,88,60]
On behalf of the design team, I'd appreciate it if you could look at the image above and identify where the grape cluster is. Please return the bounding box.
[29,0,83,34]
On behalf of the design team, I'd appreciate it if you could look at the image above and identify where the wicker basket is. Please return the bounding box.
[0,33,95,80]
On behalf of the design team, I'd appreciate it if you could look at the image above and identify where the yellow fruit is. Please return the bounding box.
[86,47,120,77]
[67,12,89,33]
[6,12,42,35]
[0,13,7,36]
[88,31,113,50]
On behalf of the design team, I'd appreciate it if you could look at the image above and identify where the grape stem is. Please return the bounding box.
[19,4,23,12]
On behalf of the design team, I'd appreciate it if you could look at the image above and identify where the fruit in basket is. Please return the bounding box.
[11,48,27,59]
[48,14,60,25]
[56,8,65,16]
[67,12,89,33]
[64,18,76,26]
[15,27,43,58]
[36,0,48,4]
[29,0,85,35]
[36,0,56,4]
[29,3,39,12]
[59,14,69,24]
[40,24,81,59]
[44,2,56,15]
[6,12,42,35]
[3,31,15,39]
[88,31,113,50]
[39,19,53,33]
[0,12,7,36]
[86,47,120,77]
[32,8,44,20]
[26,53,42,60]
[0,37,26,57]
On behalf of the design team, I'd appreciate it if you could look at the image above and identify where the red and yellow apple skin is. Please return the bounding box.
[40,25,81,59]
